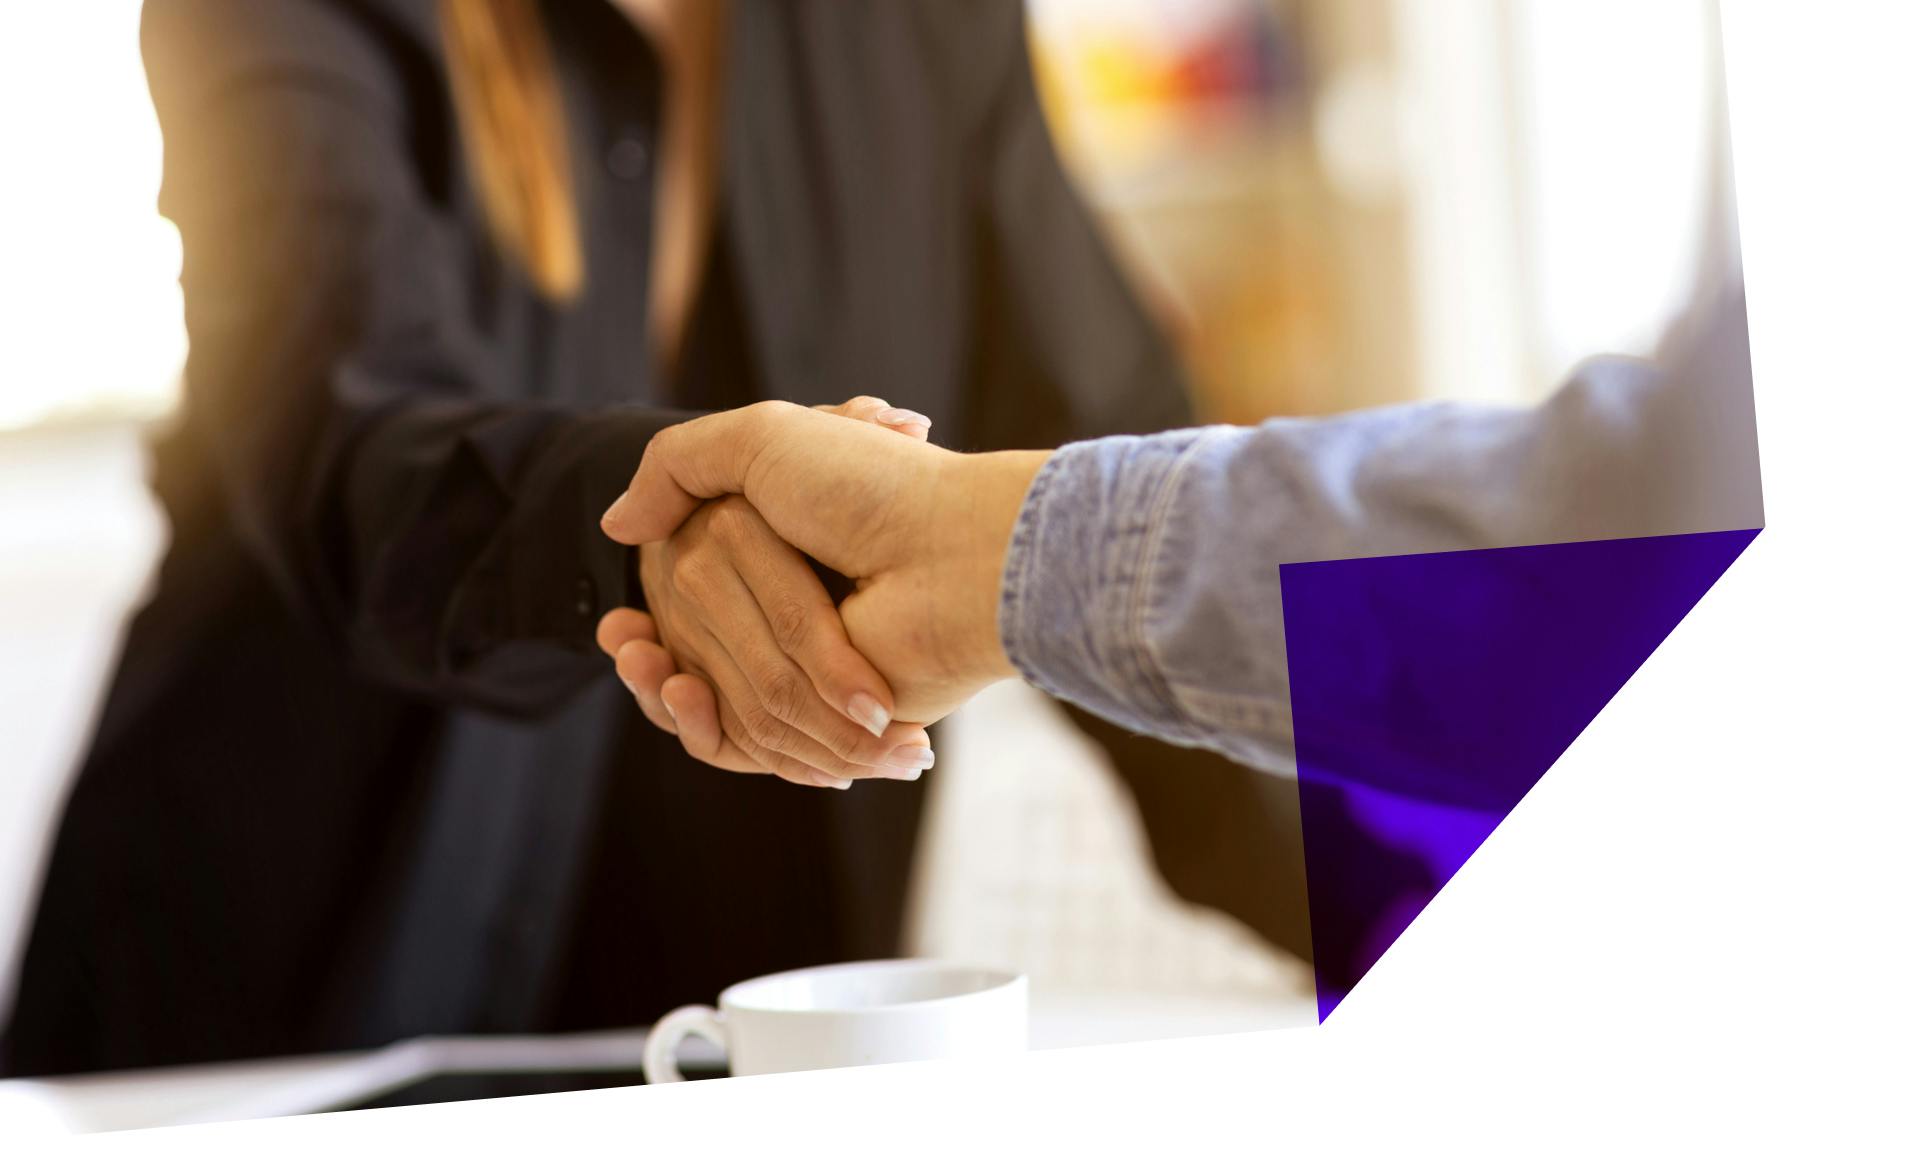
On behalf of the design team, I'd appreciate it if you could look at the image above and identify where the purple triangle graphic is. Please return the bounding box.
[1279,529,1759,1021]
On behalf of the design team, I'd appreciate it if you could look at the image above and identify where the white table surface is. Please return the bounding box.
[0,990,1311,1136]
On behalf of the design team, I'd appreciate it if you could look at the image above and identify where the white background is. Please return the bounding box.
[16,1,1920,1145]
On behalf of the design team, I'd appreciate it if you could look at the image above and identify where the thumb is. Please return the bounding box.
[601,398,933,547]
[601,402,791,545]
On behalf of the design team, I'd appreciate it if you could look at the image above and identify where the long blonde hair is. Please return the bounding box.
[439,0,584,301]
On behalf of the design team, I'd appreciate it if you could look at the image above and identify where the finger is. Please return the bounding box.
[648,566,872,785]
[611,638,681,735]
[708,502,936,771]
[602,403,795,546]
[668,649,926,789]
[665,669,904,794]
[700,643,864,786]
[815,396,933,442]
[658,672,778,778]
[887,418,932,443]
[664,674,844,791]
[597,608,659,659]
[601,402,915,565]
[692,535,933,781]
[681,618,873,786]
[709,688,852,791]
[660,673,722,756]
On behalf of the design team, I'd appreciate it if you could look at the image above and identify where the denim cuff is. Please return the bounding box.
[998,429,1218,742]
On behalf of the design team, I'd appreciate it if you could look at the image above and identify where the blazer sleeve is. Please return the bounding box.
[142,0,678,717]
[961,0,1196,450]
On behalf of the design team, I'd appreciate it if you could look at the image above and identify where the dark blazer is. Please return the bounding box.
[4,0,1330,1077]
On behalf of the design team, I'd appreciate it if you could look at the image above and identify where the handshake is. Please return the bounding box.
[597,397,1052,790]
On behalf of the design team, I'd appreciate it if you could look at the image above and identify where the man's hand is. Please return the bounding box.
[599,401,1050,773]
[598,398,941,787]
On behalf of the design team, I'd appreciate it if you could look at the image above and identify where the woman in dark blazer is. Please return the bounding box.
[3,0,1349,1077]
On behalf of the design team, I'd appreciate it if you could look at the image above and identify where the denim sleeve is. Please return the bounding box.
[998,286,1761,775]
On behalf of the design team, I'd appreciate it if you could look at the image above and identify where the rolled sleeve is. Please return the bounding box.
[988,291,1759,779]
[998,427,1229,747]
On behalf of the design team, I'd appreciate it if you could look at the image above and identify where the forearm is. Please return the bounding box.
[995,302,1761,780]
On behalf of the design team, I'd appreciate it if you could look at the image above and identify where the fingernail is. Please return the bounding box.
[876,407,932,429]
[867,762,927,783]
[601,492,628,525]
[832,779,853,792]
[662,699,678,724]
[883,747,935,773]
[847,692,891,739]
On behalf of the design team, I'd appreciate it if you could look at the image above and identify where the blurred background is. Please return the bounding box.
[0,0,1726,1058]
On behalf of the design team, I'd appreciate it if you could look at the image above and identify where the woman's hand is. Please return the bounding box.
[601,401,1049,768]
[598,397,941,789]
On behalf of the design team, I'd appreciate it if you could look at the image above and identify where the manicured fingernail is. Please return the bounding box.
[601,492,628,525]
[876,407,932,429]
[883,747,935,773]
[847,692,891,739]
[832,779,853,791]
[866,762,926,783]
[662,699,678,724]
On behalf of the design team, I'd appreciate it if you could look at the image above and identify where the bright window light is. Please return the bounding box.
[0,2,185,431]
[1510,0,1714,385]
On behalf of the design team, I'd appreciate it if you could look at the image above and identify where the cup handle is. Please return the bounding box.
[643,1004,729,1084]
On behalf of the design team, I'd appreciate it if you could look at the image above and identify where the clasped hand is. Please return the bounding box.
[596,397,1049,789]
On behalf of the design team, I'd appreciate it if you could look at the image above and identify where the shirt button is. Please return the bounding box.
[606,134,650,182]
[574,577,597,619]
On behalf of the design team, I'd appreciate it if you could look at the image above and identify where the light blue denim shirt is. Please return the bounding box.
[997,281,1762,777]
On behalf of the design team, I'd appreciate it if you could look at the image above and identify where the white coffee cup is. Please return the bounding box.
[641,958,1027,1083]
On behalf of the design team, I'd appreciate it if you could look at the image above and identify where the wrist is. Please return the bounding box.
[940,449,1050,685]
